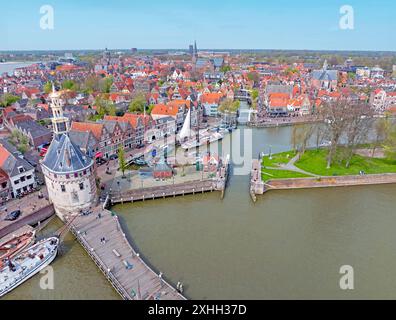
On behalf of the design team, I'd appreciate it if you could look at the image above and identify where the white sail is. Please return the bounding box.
[179,107,191,141]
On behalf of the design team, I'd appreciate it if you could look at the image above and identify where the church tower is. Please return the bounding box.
[49,83,69,135]
[192,40,198,63]
[41,86,98,219]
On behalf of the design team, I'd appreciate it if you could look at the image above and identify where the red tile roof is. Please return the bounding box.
[151,104,179,117]
[71,122,105,140]
[200,92,223,104]
[0,144,11,167]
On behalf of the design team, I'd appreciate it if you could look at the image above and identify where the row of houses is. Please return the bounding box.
[2,107,53,148]
[0,139,37,200]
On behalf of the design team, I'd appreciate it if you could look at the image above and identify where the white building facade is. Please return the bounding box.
[41,87,98,219]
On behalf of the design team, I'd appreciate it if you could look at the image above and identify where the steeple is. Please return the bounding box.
[192,40,198,64]
[49,85,69,136]
[194,40,197,56]
[323,59,328,71]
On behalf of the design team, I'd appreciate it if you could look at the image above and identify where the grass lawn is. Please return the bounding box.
[295,149,396,176]
[261,168,311,182]
[262,150,297,168]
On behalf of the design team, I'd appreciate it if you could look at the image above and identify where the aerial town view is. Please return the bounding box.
[1,0,396,311]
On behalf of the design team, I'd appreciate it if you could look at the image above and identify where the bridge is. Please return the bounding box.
[237,109,256,124]
[234,89,252,103]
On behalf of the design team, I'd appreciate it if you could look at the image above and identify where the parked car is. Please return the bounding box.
[4,210,22,221]
[133,159,147,166]
[96,158,107,165]
[109,154,118,160]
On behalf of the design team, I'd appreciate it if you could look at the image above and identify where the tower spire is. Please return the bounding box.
[194,40,198,58]
[49,87,69,136]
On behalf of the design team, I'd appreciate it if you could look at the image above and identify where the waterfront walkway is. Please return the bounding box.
[67,207,186,300]
[269,153,319,177]
[110,179,217,204]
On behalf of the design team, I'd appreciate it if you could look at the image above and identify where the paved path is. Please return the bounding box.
[275,153,319,177]
[68,208,186,300]
[0,189,51,230]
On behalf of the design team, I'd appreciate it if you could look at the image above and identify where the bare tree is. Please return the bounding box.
[372,115,392,157]
[314,123,326,149]
[384,122,396,161]
[342,103,374,168]
[291,124,315,154]
[320,99,351,168]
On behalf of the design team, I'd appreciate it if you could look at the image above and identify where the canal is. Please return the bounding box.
[4,125,396,299]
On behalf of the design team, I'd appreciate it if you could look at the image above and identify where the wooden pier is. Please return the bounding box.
[67,208,186,300]
[110,179,217,205]
[110,155,231,205]
[65,156,231,299]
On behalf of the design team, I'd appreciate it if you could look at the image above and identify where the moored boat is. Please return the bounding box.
[179,108,224,150]
[0,236,59,297]
[0,231,36,268]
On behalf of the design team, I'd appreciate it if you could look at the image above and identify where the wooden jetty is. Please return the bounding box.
[111,155,231,205]
[67,208,186,300]
[110,179,217,205]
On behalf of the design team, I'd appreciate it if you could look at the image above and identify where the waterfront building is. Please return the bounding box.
[41,87,98,219]
[0,139,36,199]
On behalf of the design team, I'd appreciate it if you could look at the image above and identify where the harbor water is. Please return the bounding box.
[4,125,396,299]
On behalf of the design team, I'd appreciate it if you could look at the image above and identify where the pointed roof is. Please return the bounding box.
[41,134,93,174]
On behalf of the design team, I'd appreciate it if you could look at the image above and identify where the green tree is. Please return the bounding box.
[83,75,101,94]
[384,124,396,161]
[347,72,356,81]
[129,93,146,113]
[0,94,20,107]
[220,65,232,73]
[218,99,240,113]
[62,79,78,91]
[285,67,299,76]
[43,81,53,94]
[107,103,117,116]
[372,115,392,157]
[99,76,113,93]
[118,145,127,178]
[247,71,260,84]
[251,89,259,101]
[10,130,21,145]
[94,96,109,119]
[147,104,155,115]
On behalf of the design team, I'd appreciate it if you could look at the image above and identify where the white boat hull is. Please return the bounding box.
[0,237,59,297]
[181,133,224,150]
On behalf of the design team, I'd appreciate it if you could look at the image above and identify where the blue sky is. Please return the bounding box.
[2,0,395,51]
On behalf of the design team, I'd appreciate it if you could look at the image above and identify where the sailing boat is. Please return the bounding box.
[179,107,223,150]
